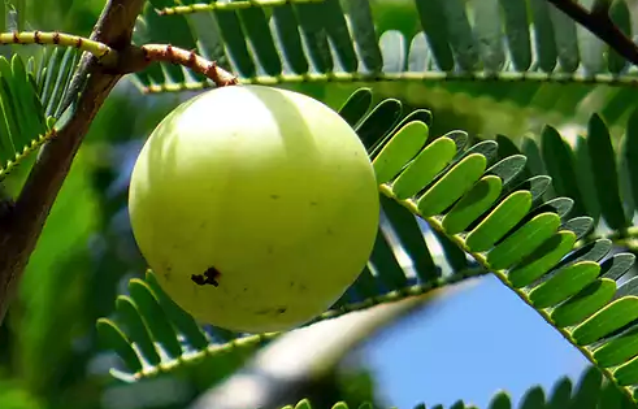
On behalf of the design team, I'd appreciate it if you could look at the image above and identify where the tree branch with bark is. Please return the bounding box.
[545,0,638,66]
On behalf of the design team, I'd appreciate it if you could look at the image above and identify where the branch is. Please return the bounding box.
[141,44,238,87]
[0,0,146,324]
[545,0,638,66]
[1,31,116,64]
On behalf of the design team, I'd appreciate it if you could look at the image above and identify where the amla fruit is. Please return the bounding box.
[128,85,379,333]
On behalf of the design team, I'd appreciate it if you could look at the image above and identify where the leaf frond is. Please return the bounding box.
[0,46,81,180]
[133,0,638,94]
[196,365,636,409]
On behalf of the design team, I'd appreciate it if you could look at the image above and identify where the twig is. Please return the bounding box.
[545,0,638,66]
[157,0,324,15]
[0,31,116,64]
[141,44,238,87]
[0,0,146,324]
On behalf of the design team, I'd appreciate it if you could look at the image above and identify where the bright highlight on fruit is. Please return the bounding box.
[128,85,380,334]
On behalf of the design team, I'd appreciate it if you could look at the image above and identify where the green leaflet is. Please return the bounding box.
[381,195,438,282]
[595,325,638,368]
[573,297,638,346]
[96,318,142,374]
[587,114,628,230]
[337,87,373,127]
[623,109,638,208]
[465,190,532,253]
[379,30,405,74]
[569,366,604,409]
[442,175,502,235]
[528,261,601,309]
[392,137,457,199]
[238,6,281,76]
[355,98,402,151]
[601,254,636,281]
[607,0,632,73]
[369,226,409,291]
[508,231,577,289]
[350,266,378,300]
[128,279,183,359]
[486,154,527,188]
[519,386,545,409]
[471,0,505,72]
[271,4,309,74]
[417,153,487,217]
[541,125,587,217]
[616,357,638,387]
[217,9,257,78]
[487,212,561,270]
[116,296,161,366]
[370,109,433,160]
[547,376,572,409]
[373,121,429,184]
[144,271,210,351]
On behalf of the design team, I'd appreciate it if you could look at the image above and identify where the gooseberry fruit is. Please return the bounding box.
[128,85,380,333]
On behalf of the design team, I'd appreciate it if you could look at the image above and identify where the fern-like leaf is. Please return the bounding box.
[132,0,638,94]
[253,366,635,409]
[0,43,81,180]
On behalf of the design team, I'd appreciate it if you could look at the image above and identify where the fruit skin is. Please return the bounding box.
[128,85,380,334]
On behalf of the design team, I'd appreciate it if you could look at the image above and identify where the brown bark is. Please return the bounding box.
[0,0,146,323]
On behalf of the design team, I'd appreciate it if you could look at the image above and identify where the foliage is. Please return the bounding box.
[2,0,638,409]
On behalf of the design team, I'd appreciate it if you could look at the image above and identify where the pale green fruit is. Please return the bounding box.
[128,85,379,334]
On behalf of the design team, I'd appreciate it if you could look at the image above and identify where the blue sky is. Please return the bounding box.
[360,275,589,409]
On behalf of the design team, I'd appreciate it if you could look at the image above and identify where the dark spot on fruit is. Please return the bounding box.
[270,194,280,199]
[310,201,318,206]
[326,228,334,235]
[163,272,172,281]
[191,266,221,287]
[243,287,249,292]
[299,284,308,292]
[255,306,288,315]
[289,281,295,288]
[267,245,274,254]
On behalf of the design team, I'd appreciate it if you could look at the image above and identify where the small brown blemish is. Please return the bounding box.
[270,194,280,199]
[267,246,274,254]
[163,272,172,281]
[191,266,222,287]
[243,287,249,292]
[310,201,318,206]
[255,306,288,315]
[326,228,334,235]
[289,281,295,288]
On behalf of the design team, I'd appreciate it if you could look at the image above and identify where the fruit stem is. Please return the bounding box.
[141,44,238,87]
[0,31,116,65]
